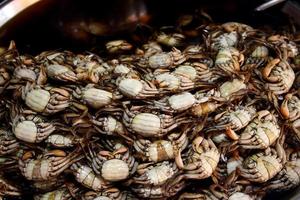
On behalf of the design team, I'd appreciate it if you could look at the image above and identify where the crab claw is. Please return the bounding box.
[262,58,280,81]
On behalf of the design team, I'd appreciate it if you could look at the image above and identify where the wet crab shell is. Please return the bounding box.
[211,32,238,51]
[131,113,161,137]
[25,89,51,112]
[167,92,196,112]
[82,88,113,109]
[148,53,173,68]
[174,65,198,81]
[101,159,130,182]
[144,163,176,186]
[13,68,36,82]
[14,121,39,143]
[219,79,246,99]
[117,79,143,97]
[46,64,77,82]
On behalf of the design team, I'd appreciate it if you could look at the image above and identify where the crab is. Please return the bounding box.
[211,31,239,51]
[190,89,223,117]
[238,110,280,149]
[133,131,189,163]
[45,133,80,148]
[75,55,113,84]
[140,42,163,58]
[91,115,133,142]
[215,47,244,77]
[12,111,55,143]
[152,70,196,92]
[131,174,186,199]
[132,161,179,186]
[242,45,269,71]
[122,102,191,137]
[0,129,19,155]
[238,135,286,183]
[206,105,257,140]
[117,77,160,99]
[19,149,82,181]
[262,58,295,95]
[72,84,114,109]
[45,64,78,82]
[105,40,133,54]
[173,61,220,83]
[85,143,137,182]
[263,149,300,192]
[175,136,220,180]
[138,48,187,69]
[147,91,196,113]
[70,162,111,191]
[156,32,185,47]
[21,83,70,115]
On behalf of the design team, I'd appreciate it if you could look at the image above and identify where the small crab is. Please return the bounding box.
[153,71,196,92]
[71,162,111,191]
[156,32,185,47]
[262,58,295,95]
[140,42,163,58]
[190,89,223,117]
[221,22,254,35]
[22,83,70,115]
[138,48,187,69]
[12,111,55,143]
[132,161,179,186]
[91,115,133,142]
[242,45,269,71]
[211,31,239,51]
[263,149,300,192]
[238,135,286,183]
[175,136,220,180]
[174,61,220,83]
[238,110,280,149]
[206,105,257,140]
[45,64,77,82]
[86,143,137,182]
[147,91,196,113]
[280,93,300,121]
[72,84,114,109]
[122,103,191,137]
[131,174,186,199]
[117,77,160,99]
[133,131,188,163]
[19,149,81,181]
[45,133,80,148]
[106,40,133,54]
[0,129,19,155]
[75,55,113,84]
[215,47,244,76]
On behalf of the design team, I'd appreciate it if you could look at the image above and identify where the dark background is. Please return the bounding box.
[0,0,295,54]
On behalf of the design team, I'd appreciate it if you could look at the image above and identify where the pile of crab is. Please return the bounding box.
[0,21,300,200]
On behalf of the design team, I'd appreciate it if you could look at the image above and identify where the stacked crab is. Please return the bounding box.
[0,20,299,200]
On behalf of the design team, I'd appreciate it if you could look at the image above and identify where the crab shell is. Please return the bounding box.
[101,159,130,182]
[81,88,113,109]
[167,92,196,112]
